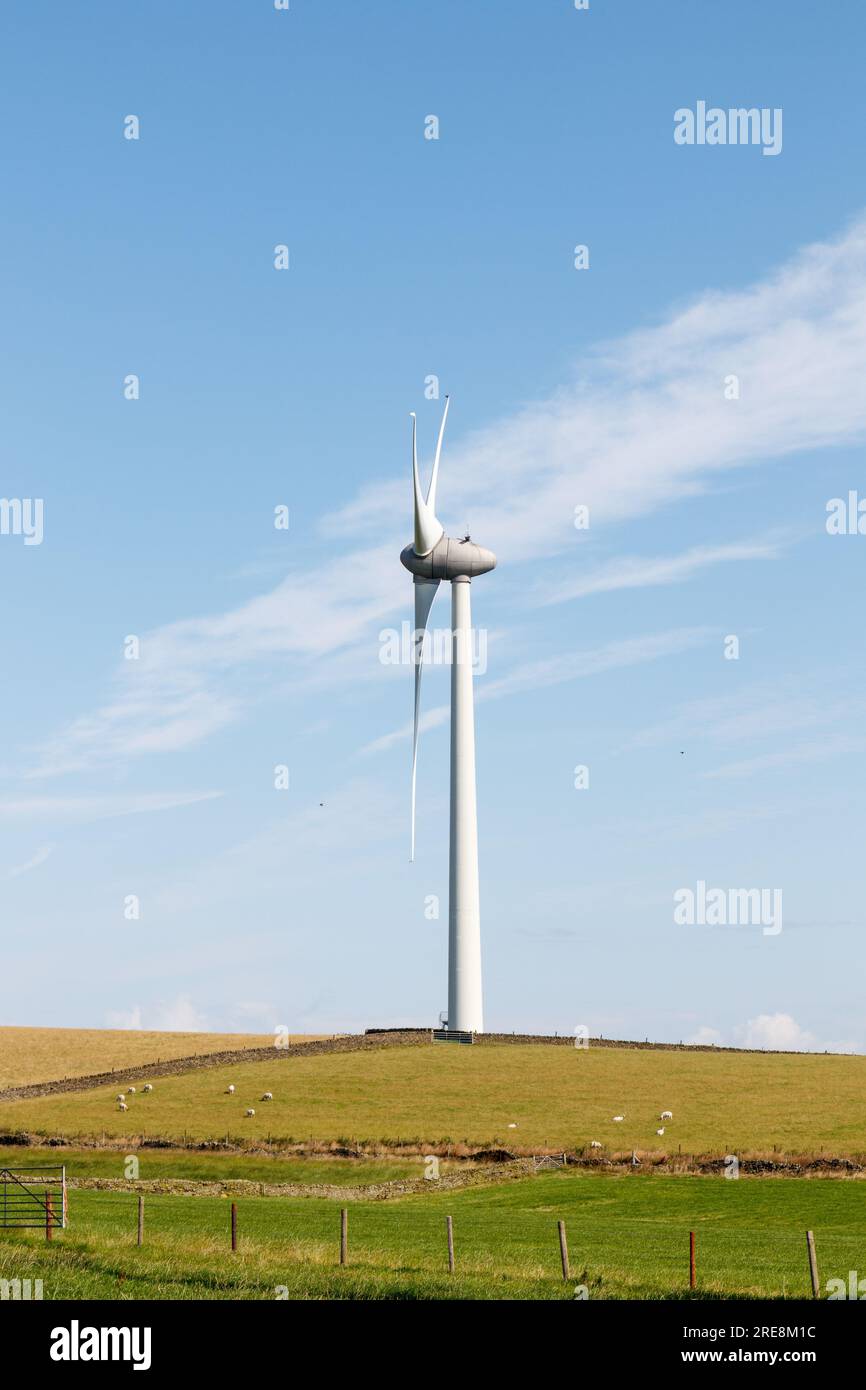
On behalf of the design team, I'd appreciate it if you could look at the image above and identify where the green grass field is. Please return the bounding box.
[1,1170,862,1300]
[0,1146,438,1186]
[3,1041,865,1157]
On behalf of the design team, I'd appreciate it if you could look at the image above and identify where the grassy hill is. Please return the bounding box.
[2,1037,865,1158]
[0,1027,324,1089]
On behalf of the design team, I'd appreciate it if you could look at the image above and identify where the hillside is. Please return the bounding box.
[2,1035,865,1158]
[0,1027,323,1089]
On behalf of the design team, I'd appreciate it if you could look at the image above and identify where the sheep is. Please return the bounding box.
[660,1110,673,1120]
[118,1102,128,1112]
[590,1140,602,1149]
[127,1086,136,1094]
[225,1085,235,1095]
[245,1107,256,1117]
[507,1122,517,1129]
[142,1083,153,1093]
[612,1115,624,1122]
[115,1094,126,1103]
[656,1127,665,1137]
[260,1092,273,1102]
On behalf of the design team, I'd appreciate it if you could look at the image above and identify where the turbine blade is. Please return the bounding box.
[426,394,450,517]
[411,411,444,557]
[411,576,440,861]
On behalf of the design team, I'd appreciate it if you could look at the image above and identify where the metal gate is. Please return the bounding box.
[0,1165,67,1229]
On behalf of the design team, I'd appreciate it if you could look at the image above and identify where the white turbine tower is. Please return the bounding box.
[400,397,496,1033]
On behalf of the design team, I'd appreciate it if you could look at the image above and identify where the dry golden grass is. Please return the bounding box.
[0,1027,328,1089]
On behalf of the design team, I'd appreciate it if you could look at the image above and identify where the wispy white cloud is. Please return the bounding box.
[26,215,866,778]
[363,627,713,753]
[0,791,223,824]
[624,682,866,782]
[628,686,866,754]
[477,627,713,703]
[704,734,866,780]
[6,844,54,879]
[326,215,866,557]
[533,538,784,605]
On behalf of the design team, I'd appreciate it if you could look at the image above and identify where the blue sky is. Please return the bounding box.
[1,0,865,1050]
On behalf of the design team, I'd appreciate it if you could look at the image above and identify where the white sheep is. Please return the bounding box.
[118,1102,128,1112]
[245,1107,256,1117]
[656,1127,665,1137]
[507,1122,517,1129]
[260,1092,273,1102]
[590,1140,602,1149]
[660,1110,673,1120]
[127,1086,136,1094]
[612,1115,624,1122]
[142,1083,153,1093]
[115,1094,125,1103]
[226,1084,235,1094]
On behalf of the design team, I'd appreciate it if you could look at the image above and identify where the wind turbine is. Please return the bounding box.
[400,397,496,1033]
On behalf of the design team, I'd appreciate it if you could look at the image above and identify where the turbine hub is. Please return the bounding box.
[401,534,496,581]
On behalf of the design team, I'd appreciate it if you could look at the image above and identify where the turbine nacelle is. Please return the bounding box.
[400,535,497,581]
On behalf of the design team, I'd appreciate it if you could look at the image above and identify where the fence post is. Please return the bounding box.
[46,1193,53,1242]
[557,1219,569,1281]
[446,1215,455,1273]
[806,1231,819,1298]
[340,1208,348,1265]
[231,1202,238,1252]
[137,1195,144,1247]
[689,1230,696,1289]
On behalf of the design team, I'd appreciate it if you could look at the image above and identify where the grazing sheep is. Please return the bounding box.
[656,1127,665,1137]
[590,1140,603,1149]
[115,1094,125,1103]
[142,1083,153,1093]
[127,1086,136,1094]
[612,1115,624,1122]
[660,1110,673,1120]
[245,1107,256,1117]
[118,1102,128,1112]
[260,1092,273,1102]
[507,1122,517,1129]
[226,1085,235,1094]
